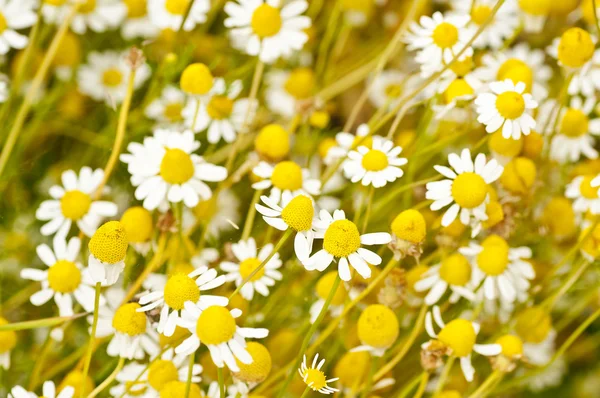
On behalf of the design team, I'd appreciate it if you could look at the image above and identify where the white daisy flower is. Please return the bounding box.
[305,209,391,281]
[175,303,269,372]
[368,70,422,110]
[42,0,127,35]
[565,49,600,97]
[120,129,228,211]
[475,79,538,140]
[121,0,160,40]
[404,11,475,77]
[342,136,407,188]
[78,50,151,105]
[298,354,339,395]
[265,68,316,118]
[252,160,321,205]
[566,174,600,214]
[424,306,501,382]
[224,0,311,63]
[432,77,479,121]
[21,235,102,317]
[426,148,504,228]
[324,123,371,166]
[137,266,226,337]
[0,0,37,55]
[459,235,535,307]
[220,237,283,301]
[9,382,73,398]
[183,78,257,143]
[35,167,118,237]
[148,0,210,31]
[145,85,186,127]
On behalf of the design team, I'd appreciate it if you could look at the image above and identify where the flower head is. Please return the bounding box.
[299,354,339,394]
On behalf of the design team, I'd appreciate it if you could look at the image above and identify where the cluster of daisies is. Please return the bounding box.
[4,0,600,398]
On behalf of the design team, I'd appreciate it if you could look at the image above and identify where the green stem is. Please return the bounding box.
[359,355,379,398]
[218,367,225,398]
[361,186,375,234]
[80,282,102,398]
[433,356,455,397]
[241,189,263,240]
[299,385,312,398]
[593,0,600,41]
[87,357,125,398]
[185,353,195,398]
[0,313,86,332]
[467,370,502,398]
[413,371,429,398]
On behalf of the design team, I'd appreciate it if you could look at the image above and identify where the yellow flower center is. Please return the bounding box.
[44,0,68,5]
[165,0,189,15]
[561,108,589,137]
[580,175,599,199]
[357,304,399,349]
[437,319,476,357]
[496,91,525,119]
[476,235,510,276]
[316,271,347,305]
[160,381,203,398]
[489,130,523,157]
[323,219,361,258]
[558,27,595,68]
[60,190,92,220]
[160,148,195,185]
[251,4,283,38]
[112,303,147,336]
[48,260,82,293]
[196,306,236,345]
[500,157,536,195]
[518,0,552,16]
[515,306,552,343]
[497,60,533,92]
[233,342,272,383]
[281,195,314,232]
[180,63,213,96]
[391,209,426,244]
[449,56,474,77]
[206,96,234,120]
[0,318,17,354]
[438,253,471,286]
[284,68,315,99]
[168,263,195,277]
[451,172,487,209]
[255,124,291,160]
[432,22,459,49]
[102,68,123,87]
[121,206,154,243]
[159,326,191,348]
[239,257,265,282]
[148,360,179,392]
[79,0,96,13]
[304,368,327,390]
[164,102,183,122]
[88,221,129,264]
[361,149,389,171]
[163,273,200,310]
[271,161,303,191]
[471,5,492,25]
[124,0,147,18]
[496,335,523,358]
[384,83,403,98]
[193,196,217,220]
[0,13,7,33]
[443,78,474,104]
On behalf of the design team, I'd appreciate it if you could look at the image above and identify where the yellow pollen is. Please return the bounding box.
[164,102,183,122]
[357,304,399,349]
[391,209,426,244]
[0,13,7,33]
[44,0,68,5]
[163,273,200,310]
[515,306,552,343]
[160,148,195,185]
[580,175,600,199]
[271,161,303,191]
[281,195,314,232]
[489,130,523,157]
[477,235,510,276]
[0,317,17,354]
[558,27,595,68]
[498,63,533,93]
[284,68,315,99]
[206,96,234,120]
[255,124,291,161]
[112,303,147,336]
[316,271,347,304]
[79,0,96,13]
[239,258,265,282]
[165,0,189,15]
[160,381,203,398]
[88,221,129,264]
[496,335,523,358]
[432,22,459,49]
[471,5,492,25]
[121,206,154,243]
[449,56,474,77]
[323,219,361,258]
[193,196,217,220]
[48,260,82,293]
[443,78,474,104]
[496,91,525,119]
[168,263,195,277]
[233,342,272,383]
[451,172,487,209]
[304,368,327,390]
[148,360,179,392]
[500,157,536,195]
[438,319,476,357]
[180,63,213,95]
[60,190,92,220]
[561,108,589,137]
[361,149,389,171]
[102,68,123,87]
[439,253,471,286]
[196,306,237,345]
[384,83,403,98]
[124,0,147,18]
[251,4,283,38]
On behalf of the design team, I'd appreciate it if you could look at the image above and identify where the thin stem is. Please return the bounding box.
[218,367,225,398]
[433,356,455,397]
[80,282,102,398]
[361,186,375,233]
[241,189,263,240]
[299,385,312,398]
[28,332,53,389]
[397,372,423,398]
[413,372,429,398]
[0,313,86,332]
[87,357,126,398]
[359,355,379,398]
[185,353,195,398]
[593,0,600,38]
[542,257,591,310]
[468,370,502,398]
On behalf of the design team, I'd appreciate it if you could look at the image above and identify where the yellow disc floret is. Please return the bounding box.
[357,304,399,349]
[489,130,523,158]
[432,22,458,48]
[561,108,589,137]
[323,219,361,258]
[482,200,504,229]
[439,253,471,286]
[255,124,291,161]
[362,149,389,171]
[112,303,147,336]
[284,68,315,99]
[271,161,303,191]
[451,172,488,208]
[0,317,17,354]
[515,306,552,343]
[391,209,427,244]
[580,175,599,199]
[196,306,236,345]
[59,370,95,398]
[471,5,492,25]
[239,257,265,282]
[497,59,533,92]
[165,0,189,15]
[124,0,147,18]
[281,195,314,232]
[500,157,536,195]
[160,381,202,398]
[496,91,525,120]
[102,68,123,87]
[206,96,234,120]
[60,190,92,220]
[477,235,510,276]
[180,63,213,95]
[333,351,371,388]
[48,260,82,293]
[251,4,282,38]
[557,27,595,68]
[303,368,327,391]
[233,342,272,383]
[164,273,201,310]
[88,221,129,264]
[160,148,195,185]
[438,319,476,357]
[121,206,153,243]
[518,0,552,16]
[316,271,347,304]
[541,197,576,238]
[496,335,523,358]
[443,78,474,104]
[148,360,179,392]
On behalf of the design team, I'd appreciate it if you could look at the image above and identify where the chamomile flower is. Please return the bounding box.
[460,235,535,306]
[148,0,210,31]
[224,0,311,63]
[298,354,339,395]
[87,221,129,285]
[137,267,226,337]
[145,85,186,127]
[305,209,391,281]
[120,206,154,255]
[9,382,73,398]
[353,304,399,356]
[368,70,421,110]
[121,0,159,39]
[175,303,269,372]
[324,124,371,166]
[424,306,502,381]
[183,78,257,143]
[343,136,407,188]
[414,253,476,306]
[452,0,519,49]
[565,174,600,214]
[120,129,227,211]
[21,236,101,317]
[309,271,347,323]
[35,167,118,237]
[43,0,127,35]
[0,0,37,55]
[517,0,552,33]
[220,238,282,301]
[0,317,16,369]
[252,160,321,205]
[432,77,478,121]
[475,79,538,139]
[564,49,600,96]
[549,27,596,70]
[265,68,316,118]
[426,148,504,228]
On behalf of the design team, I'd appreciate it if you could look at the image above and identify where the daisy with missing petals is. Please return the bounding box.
[9,382,73,398]
[414,253,476,306]
[343,136,407,188]
[324,124,371,166]
[120,129,227,211]
[298,354,339,395]
[426,149,504,228]
[145,85,186,127]
[0,0,37,55]
[121,0,159,39]
[255,192,315,263]
[88,221,129,285]
[137,267,226,337]
[252,160,321,205]
[220,238,283,301]
[459,235,535,306]
[35,167,118,237]
[452,0,519,49]
[423,306,501,381]
[175,303,269,372]
[475,79,538,139]
[149,0,210,31]
[566,174,600,214]
[304,209,391,281]
[224,0,311,63]
[183,78,257,143]
[42,0,127,35]
[21,236,102,317]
